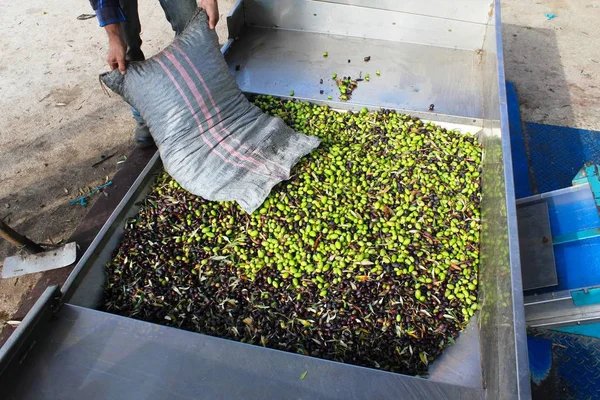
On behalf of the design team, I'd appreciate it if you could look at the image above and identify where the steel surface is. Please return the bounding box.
[525,122,600,194]
[476,2,530,397]
[0,286,61,390]
[526,289,600,328]
[517,203,557,290]
[317,0,492,24]
[243,0,486,50]
[4,305,483,400]
[506,81,533,199]
[226,0,244,40]
[528,328,600,399]
[584,164,600,213]
[226,28,484,118]
[427,317,483,389]
[572,288,600,307]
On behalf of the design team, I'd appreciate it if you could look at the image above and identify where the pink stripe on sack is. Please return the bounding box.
[154,57,253,172]
[172,45,285,172]
[172,44,284,172]
[172,43,251,153]
[163,50,267,171]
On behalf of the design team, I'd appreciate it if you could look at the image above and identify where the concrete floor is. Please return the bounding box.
[0,1,598,334]
[502,0,600,130]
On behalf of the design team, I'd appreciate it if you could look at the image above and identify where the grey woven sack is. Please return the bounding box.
[101,9,320,213]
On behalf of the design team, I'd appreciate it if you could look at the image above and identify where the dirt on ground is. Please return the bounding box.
[502,0,600,130]
[0,0,598,335]
[0,0,235,333]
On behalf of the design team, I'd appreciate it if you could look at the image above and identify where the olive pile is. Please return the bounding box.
[104,97,482,375]
[334,76,359,101]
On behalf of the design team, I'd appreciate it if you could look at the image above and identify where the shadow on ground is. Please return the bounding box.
[501,23,589,195]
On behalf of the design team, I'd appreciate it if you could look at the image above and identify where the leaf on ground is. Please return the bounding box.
[300,371,308,380]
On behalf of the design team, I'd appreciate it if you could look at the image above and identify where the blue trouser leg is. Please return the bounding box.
[131,107,144,124]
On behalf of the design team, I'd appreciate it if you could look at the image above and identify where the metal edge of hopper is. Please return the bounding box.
[60,151,162,301]
[492,1,531,397]
[0,286,62,389]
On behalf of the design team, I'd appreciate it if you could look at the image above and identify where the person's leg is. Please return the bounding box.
[118,0,153,147]
[130,107,153,147]
[158,0,197,36]
[118,0,145,62]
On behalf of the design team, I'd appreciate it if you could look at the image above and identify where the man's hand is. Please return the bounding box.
[199,0,219,29]
[105,24,127,74]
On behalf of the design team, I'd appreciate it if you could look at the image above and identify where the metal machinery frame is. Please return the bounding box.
[521,165,600,330]
[0,1,530,398]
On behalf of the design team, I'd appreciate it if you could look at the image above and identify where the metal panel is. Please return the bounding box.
[0,286,61,389]
[427,317,483,389]
[517,203,557,290]
[226,28,484,118]
[553,321,600,338]
[525,291,600,328]
[243,0,487,50]
[516,184,590,206]
[318,0,493,24]
[226,0,244,40]
[476,2,531,398]
[496,1,532,391]
[505,81,533,199]
[572,288,600,306]
[4,305,484,400]
[519,185,600,294]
